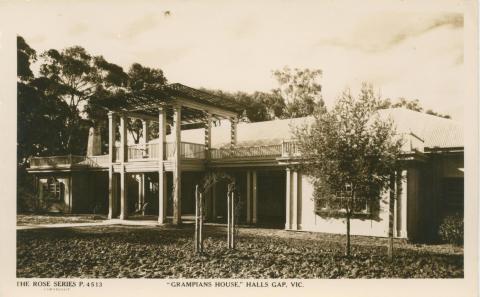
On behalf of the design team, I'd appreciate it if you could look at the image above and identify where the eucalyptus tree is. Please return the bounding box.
[272,66,326,118]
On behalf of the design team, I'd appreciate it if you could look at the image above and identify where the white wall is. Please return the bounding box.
[296,174,404,238]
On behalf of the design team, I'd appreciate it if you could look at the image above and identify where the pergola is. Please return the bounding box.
[97,83,243,225]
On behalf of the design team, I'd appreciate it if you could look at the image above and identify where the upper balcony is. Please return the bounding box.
[28,141,300,170]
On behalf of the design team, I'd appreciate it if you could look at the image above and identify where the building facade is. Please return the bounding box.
[27,84,464,242]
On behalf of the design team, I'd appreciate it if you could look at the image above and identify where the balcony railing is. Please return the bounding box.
[29,141,302,169]
[166,142,206,160]
[281,141,300,158]
[30,155,86,168]
[114,142,207,161]
[210,144,282,159]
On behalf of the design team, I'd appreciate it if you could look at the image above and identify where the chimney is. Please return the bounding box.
[86,126,102,156]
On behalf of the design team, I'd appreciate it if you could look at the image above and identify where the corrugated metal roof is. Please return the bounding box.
[378,108,463,149]
[153,108,463,151]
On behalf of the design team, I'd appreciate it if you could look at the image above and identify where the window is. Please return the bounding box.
[314,183,378,219]
[42,177,64,201]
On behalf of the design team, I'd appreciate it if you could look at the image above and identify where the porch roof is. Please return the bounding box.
[95,83,242,124]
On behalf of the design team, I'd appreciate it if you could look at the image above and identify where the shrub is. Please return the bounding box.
[438,213,463,245]
[17,185,42,212]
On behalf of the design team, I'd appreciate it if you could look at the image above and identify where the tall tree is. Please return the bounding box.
[17,36,76,210]
[17,36,72,164]
[17,36,36,82]
[294,83,402,256]
[127,63,167,92]
[272,66,325,118]
[40,46,129,153]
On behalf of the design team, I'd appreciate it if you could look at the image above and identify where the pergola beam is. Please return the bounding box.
[173,97,238,119]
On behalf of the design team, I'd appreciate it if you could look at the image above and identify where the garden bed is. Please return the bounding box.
[17,225,463,278]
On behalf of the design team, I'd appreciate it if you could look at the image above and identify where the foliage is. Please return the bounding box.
[17,36,36,81]
[438,213,463,246]
[127,63,167,92]
[38,45,130,153]
[17,177,40,212]
[40,46,127,109]
[294,83,403,256]
[378,97,451,119]
[17,225,463,278]
[272,66,326,118]
[201,89,285,122]
[202,67,324,122]
[425,109,451,119]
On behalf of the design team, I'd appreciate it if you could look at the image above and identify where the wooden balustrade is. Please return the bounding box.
[86,155,110,166]
[165,142,206,160]
[30,155,86,168]
[148,143,160,159]
[127,144,148,160]
[281,141,300,157]
[114,146,120,162]
[181,142,206,159]
[210,144,282,159]
[29,142,301,169]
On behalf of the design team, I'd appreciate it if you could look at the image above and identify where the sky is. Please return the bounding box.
[4,0,466,120]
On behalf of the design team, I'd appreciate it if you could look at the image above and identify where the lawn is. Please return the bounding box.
[17,224,463,278]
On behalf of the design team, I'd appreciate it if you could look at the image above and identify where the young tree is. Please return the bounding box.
[272,66,325,118]
[294,84,402,257]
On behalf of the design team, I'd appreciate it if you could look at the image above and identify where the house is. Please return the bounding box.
[27,83,464,242]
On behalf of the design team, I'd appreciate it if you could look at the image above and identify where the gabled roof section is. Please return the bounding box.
[378,108,463,150]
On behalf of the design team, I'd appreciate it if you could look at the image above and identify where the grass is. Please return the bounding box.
[17,224,463,279]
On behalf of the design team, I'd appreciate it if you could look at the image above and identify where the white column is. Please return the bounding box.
[230,117,238,147]
[158,108,167,224]
[397,169,408,238]
[205,112,212,160]
[285,168,291,230]
[252,170,258,224]
[108,112,116,219]
[62,178,71,213]
[172,105,182,225]
[291,170,298,230]
[119,115,128,220]
[38,178,44,201]
[246,171,252,224]
[296,171,302,230]
[142,119,150,144]
[138,174,144,207]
